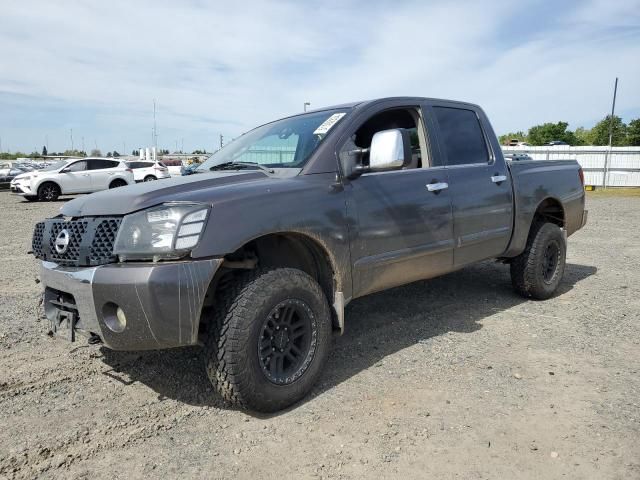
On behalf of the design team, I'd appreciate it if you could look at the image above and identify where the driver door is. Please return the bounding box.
[58,160,91,193]
[343,103,454,297]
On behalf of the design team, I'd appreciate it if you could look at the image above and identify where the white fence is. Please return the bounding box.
[502,146,640,187]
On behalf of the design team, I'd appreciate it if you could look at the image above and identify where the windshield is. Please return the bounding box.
[41,161,68,171]
[197,109,349,172]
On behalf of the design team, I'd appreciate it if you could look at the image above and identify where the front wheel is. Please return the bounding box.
[510,222,566,300]
[37,183,60,202]
[204,268,332,412]
[143,175,156,182]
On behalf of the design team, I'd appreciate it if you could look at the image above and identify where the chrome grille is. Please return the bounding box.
[90,219,122,265]
[32,222,45,258]
[31,217,122,266]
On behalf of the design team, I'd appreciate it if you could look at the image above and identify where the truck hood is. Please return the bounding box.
[61,171,268,217]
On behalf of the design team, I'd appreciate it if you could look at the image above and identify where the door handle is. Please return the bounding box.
[426,182,448,192]
[491,174,507,184]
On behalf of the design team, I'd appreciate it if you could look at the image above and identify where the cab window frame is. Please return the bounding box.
[428,105,496,168]
[336,104,435,178]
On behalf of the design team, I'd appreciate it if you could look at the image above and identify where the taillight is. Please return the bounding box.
[578,167,584,186]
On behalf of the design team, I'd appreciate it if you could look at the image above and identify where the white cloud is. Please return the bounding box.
[0,0,639,151]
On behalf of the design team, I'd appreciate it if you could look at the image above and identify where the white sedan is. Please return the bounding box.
[125,160,170,182]
[10,158,134,201]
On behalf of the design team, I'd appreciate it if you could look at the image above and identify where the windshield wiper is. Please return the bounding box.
[209,161,274,174]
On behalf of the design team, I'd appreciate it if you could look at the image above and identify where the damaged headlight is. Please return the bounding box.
[114,203,210,261]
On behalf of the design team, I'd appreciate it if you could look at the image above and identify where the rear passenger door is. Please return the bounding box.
[87,159,120,191]
[427,102,513,266]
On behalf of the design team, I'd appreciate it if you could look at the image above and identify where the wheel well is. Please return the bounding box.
[144,174,156,180]
[109,178,127,187]
[533,198,564,227]
[38,181,60,193]
[201,233,338,332]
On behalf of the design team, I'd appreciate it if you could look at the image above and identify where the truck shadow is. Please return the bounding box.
[99,261,596,412]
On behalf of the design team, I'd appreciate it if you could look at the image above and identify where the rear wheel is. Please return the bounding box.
[109,179,127,189]
[143,175,156,182]
[510,222,566,300]
[204,268,332,412]
[37,182,60,202]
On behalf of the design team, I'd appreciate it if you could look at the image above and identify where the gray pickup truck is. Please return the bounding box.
[32,97,587,411]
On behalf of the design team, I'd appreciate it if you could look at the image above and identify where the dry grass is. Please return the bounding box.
[586,187,640,197]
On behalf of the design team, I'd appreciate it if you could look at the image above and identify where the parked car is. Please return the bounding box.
[0,167,26,189]
[546,141,569,146]
[503,153,533,161]
[11,157,134,201]
[180,162,202,175]
[160,158,184,176]
[125,161,170,182]
[32,97,587,412]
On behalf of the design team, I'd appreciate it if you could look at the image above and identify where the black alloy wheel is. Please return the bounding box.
[542,241,560,284]
[258,299,316,385]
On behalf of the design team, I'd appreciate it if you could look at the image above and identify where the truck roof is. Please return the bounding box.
[303,96,482,115]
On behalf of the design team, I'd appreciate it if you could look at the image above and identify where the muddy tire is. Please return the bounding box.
[511,222,566,300]
[204,268,332,412]
[37,182,60,202]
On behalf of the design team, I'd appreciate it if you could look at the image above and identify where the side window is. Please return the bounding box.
[88,160,119,170]
[65,161,87,172]
[433,107,489,166]
[343,107,428,170]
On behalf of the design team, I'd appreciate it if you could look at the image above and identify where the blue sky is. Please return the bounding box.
[1,0,639,153]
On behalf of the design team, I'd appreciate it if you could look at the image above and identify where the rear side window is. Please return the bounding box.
[126,162,150,169]
[433,107,489,166]
[88,159,119,170]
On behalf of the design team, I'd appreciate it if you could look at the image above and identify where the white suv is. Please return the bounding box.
[125,160,170,182]
[10,157,134,202]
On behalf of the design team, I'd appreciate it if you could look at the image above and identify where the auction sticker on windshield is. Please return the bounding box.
[313,113,346,135]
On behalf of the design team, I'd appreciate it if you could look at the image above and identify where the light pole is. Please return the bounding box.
[304,102,310,112]
[603,77,619,189]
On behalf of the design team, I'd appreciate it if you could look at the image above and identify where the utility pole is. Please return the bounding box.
[603,77,619,189]
[82,137,85,153]
[70,129,74,151]
[304,102,310,112]
[181,138,184,153]
[219,134,224,149]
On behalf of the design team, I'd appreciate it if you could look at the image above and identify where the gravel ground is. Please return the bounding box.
[0,190,639,479]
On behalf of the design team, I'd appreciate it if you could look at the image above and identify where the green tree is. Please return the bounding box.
[62,149,86,157]
[499,131,527,145]
[90,148,102,157]
[573,127,593,146]
[590,115,628,146]
[112,151,120,157]
[527,122,576,146]
[42,146,48,156]
[627,119,640,146]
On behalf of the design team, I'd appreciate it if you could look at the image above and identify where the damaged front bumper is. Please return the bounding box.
[39,258,223,350]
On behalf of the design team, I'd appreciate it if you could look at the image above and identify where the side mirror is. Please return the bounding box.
[368,129,411,171]
[60,168,69,173]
